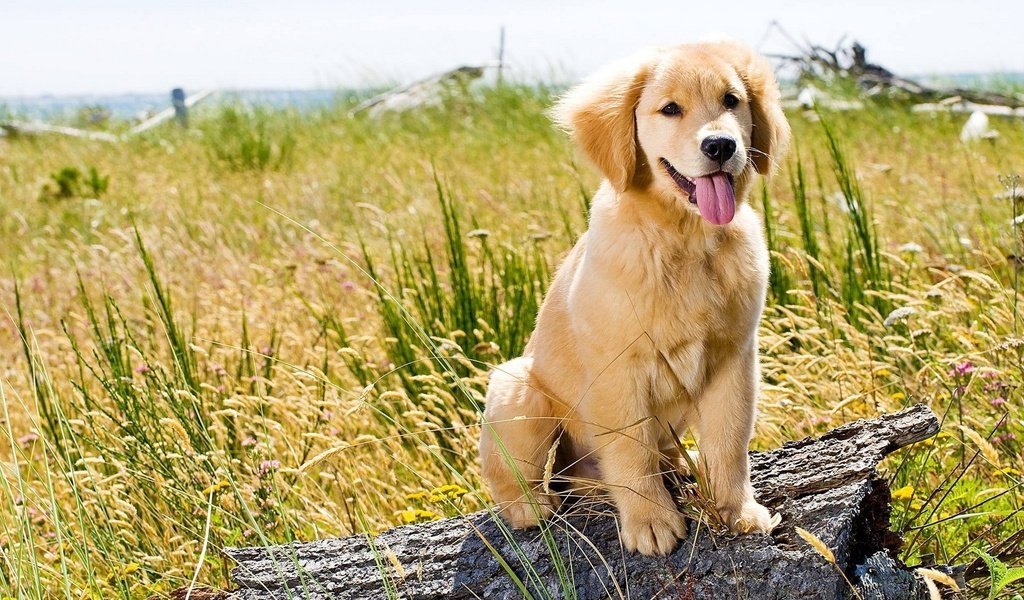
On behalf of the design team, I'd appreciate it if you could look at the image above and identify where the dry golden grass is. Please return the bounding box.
[0,86,1022,598]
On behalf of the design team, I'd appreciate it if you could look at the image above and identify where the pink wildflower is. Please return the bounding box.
[258,459,281,477]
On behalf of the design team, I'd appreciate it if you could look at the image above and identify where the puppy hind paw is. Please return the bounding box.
[499,497,559,529]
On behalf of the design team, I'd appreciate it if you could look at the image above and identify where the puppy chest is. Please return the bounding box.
[650,338,706,401]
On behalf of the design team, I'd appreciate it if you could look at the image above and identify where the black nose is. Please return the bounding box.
[700,135,737,164]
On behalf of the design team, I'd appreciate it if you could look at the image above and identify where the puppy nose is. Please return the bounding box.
[700,135,737,164]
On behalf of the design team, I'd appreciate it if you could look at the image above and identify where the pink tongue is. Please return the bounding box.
[695,173,736,225]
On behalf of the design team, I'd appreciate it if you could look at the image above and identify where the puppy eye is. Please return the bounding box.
[723,93,740,109]
[659,102,681,116]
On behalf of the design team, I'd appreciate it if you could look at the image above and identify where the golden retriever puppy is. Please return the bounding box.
[479,40,790,556]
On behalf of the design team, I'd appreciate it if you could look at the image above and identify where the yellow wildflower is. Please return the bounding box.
[891,485,914,502]
[201,479,230,496]
[104,561,142,584]
[399,509,440,524]
[429,484,468,501]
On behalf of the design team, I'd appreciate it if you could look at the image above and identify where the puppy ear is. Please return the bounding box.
[552,50,658,192]
[711,42,791,174]
[746,55,791,174]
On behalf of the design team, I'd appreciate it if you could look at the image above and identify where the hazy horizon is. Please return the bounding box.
[3,0,1022,97]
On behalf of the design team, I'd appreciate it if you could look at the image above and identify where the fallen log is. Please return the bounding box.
[225,405,962,599]
[349,65,488,118]
[0,89,215,141]
[0,121,120,142]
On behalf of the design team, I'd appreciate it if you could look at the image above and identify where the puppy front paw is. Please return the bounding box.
[499,496,560,529]
[620,504,687,555]
[720,500,780,534]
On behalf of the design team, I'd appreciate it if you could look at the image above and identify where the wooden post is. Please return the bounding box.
[496,26,505,86]
[171,88,187,127]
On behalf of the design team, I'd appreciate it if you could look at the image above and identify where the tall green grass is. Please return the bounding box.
[5,234,316,598]
[761,113,890,326]
[761,182,794,305]
[200,105,297,171]
[788,149,829,299]
[311,176,549,446]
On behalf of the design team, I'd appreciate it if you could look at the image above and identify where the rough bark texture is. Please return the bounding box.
[226,404,960,599]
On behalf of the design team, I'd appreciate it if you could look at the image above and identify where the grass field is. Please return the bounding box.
[1,83,1023,598]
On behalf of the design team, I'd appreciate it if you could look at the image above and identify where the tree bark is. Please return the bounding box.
[226,404,963,599]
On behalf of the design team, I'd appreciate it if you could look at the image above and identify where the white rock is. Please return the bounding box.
[797,86,818,109]
[960,111,998,142]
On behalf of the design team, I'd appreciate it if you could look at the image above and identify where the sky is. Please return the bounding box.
[2,0,1022,97]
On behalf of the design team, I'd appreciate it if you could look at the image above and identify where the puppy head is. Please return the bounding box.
[553,41,790,225]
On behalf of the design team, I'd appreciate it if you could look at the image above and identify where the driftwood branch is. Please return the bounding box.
[128,89,215,135]
[225,405,962,599]
[766,23,1023,111]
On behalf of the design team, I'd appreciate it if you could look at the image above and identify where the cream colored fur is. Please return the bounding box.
[479,40,791,556]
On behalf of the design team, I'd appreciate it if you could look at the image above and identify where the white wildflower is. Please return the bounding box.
[884,306,917,328]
